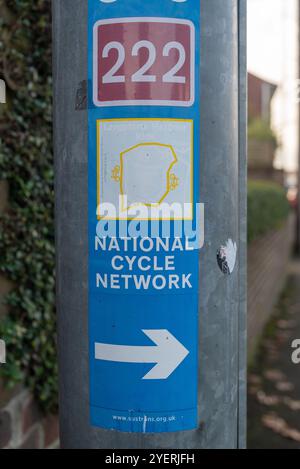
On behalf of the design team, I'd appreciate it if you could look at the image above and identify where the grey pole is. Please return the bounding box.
[53,0,247,449]
[237,0,247,449]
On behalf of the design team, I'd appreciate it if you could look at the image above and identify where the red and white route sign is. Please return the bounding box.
[93,17,195,107]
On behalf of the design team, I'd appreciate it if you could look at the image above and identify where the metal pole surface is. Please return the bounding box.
[53,0,247,449]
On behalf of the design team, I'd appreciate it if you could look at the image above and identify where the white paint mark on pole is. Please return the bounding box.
[217,239,238,275]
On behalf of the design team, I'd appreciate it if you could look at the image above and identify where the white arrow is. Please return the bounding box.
[95,330,189,380]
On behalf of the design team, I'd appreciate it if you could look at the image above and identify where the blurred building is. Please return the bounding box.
[248,73,284,185]
[248,73,277,123]
[248,0,298,180]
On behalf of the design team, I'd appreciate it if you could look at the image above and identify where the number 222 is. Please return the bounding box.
[102,40,187,85]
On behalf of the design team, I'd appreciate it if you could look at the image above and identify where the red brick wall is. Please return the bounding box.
[0,387,59,449]
[248,213,295,354]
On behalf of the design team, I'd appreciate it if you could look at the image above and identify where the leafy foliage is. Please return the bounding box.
[248,180,290,244]
[248,118,279,148]
[0,0,57,413]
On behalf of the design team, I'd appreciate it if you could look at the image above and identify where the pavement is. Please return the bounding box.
[248,261,300,449]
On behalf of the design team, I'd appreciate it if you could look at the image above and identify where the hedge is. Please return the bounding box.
[0,0,57,414]
[248,118,278,148]
[248,180,290,244]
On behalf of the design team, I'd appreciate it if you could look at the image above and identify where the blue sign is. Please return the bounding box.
[88,0,200,433]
